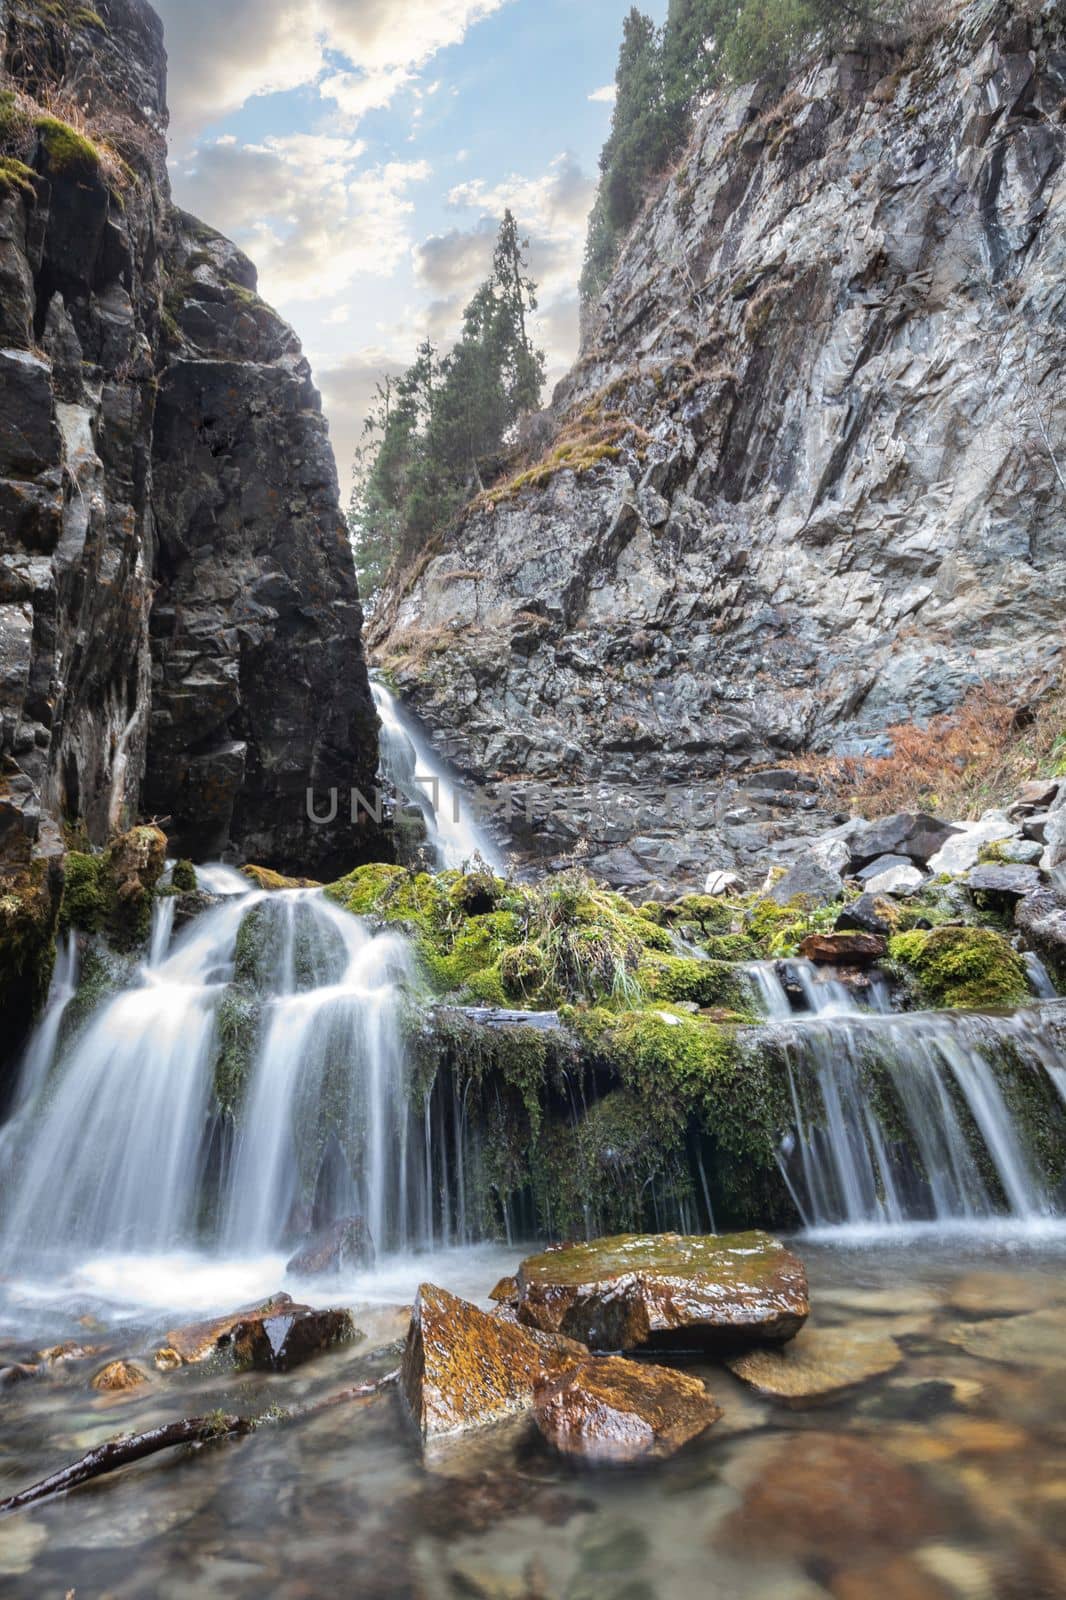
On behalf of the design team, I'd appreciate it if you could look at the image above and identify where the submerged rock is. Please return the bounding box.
[515,1232,809,1353]
[91,1360,148,1393]
[286,1217,374,1277]
[228,1307,359,1372]
[401,1283,583,1440]
[534,1355,722,1465]
[725,1325,902,1406]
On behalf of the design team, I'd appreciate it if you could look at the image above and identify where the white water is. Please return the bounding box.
[372,678,503,872]
[744,958,1065,1231]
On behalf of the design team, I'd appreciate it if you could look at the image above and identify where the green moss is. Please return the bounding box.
[888,925,1030,1011]
[34,115,102,182]
[214,987,259,1118]
[59,827,168,950]
[638,953,753,1015]
[976,838,1014,865]
[0,157,36,197]
[664,895,737,936]
[0,857,59,1030]
[171,859,198,894]
[500,942,548,1001]
[703,932,761,962]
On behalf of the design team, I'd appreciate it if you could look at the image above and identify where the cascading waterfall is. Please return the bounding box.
[372,678,503,872]
[745,958,1066,1231]
[0,877,447,1267]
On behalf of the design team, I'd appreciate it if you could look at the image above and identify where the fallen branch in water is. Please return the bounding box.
[0,1369,400,1516]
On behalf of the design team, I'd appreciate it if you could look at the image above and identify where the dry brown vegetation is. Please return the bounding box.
[797,681,1066,820]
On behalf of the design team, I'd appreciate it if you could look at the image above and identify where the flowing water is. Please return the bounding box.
[372,679,503,872]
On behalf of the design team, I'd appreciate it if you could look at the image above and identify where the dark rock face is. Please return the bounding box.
[0,1,379,913]
[374,2,1066,892]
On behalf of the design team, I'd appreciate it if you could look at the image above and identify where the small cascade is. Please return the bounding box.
[762,998,1066,1231]
[743,958,890,1020]
[0,935,78,1168]
[372,679,503,872]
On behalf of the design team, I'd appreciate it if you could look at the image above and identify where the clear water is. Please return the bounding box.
[3,1237,1066,1598]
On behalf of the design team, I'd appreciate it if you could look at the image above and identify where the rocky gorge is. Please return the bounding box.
[1,0,1066,1594]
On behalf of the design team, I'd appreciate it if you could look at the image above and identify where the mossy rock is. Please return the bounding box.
[888,925,1030,1011]
[0,156,36,198]
[500,942,548,1001]
[0,853,62,1036]
[241,864,322,892]
[638,953,753,1015]
[214,986,260,1118]
[34,114,102,182]
[171,859,198,894]
[59,826,168,950]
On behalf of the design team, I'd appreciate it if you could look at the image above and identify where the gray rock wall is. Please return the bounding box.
[375,0,1065,890]
[0,0,379,884]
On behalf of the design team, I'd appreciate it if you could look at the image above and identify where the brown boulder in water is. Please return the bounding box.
[92,1359,148,1393]
[799,931,887,965]
[515,1231,809,1353]
[401,1283,584,1441]
[534,1355,722,1465]
[725,1324,902,1405]
[228,1307,359,1371]
[159,1292,306,1365]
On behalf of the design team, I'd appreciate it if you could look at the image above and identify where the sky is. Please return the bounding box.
[154,0,668,497]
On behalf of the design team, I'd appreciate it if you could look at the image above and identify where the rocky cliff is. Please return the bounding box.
[0,0,379,1034]
[374,0,1065,893]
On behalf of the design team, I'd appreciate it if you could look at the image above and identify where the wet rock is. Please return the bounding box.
[533,1354,721,1465]
[228,1307,359,1372]
[948,1270,1064,1318]
[489,1276,519,1306]
[401,1283,584,1440]
[159,1291,305,1365]
[835,895,893,936]
[515,1231,809,1353]
[768,860,842,908]
[91,1359,148,1393]
[0,1362,40,1389]
[799,932,887,965]
[720,1432,945,1559]
[38,1341,105,1368]
[725,1324,902,1406]
[285,1216,374,1277]
[1016,887,1066,986]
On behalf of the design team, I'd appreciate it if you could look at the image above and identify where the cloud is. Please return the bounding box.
[154,0,509,142]
[588,83,617,103]
[175,134,430,302]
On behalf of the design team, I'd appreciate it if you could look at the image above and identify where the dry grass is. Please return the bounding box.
[477,411,647,509]
[797,681,1066,821]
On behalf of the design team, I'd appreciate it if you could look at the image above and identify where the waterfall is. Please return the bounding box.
[0,880,433,1267]
[372,679,503,872]
[745,961,1066,1232]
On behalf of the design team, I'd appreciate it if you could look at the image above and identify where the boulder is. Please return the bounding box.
[725,1325,902,1405]
[1043,786,1066,875]
[799,931,887,965]
[966,864,1042,903]
[848,814,962,870]
[228,1307,359,1372]
[159,1292,305,1366]
[1016,779,1061,809]
[863,862,926,896]
[835,895,893,936]
[533,1355,722,1465]
[928,812,1017,875]
[856,852,913,883]
[768,860,842,908]
[401,1283,584,1440]
[1016,888,1066,986]
[704,869,745,896]
[489,1276,519,1306]
[285,1216,374,1277]
[91,1359,148,1393]
[514,1231,809,1353]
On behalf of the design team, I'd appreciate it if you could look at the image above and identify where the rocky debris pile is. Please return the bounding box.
[400,1231,807,1466]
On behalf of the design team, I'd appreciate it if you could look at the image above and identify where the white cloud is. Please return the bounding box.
[588,83,617,103]
[155,0,510,142]
[176,135,430,303]
[315,345,408,489]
